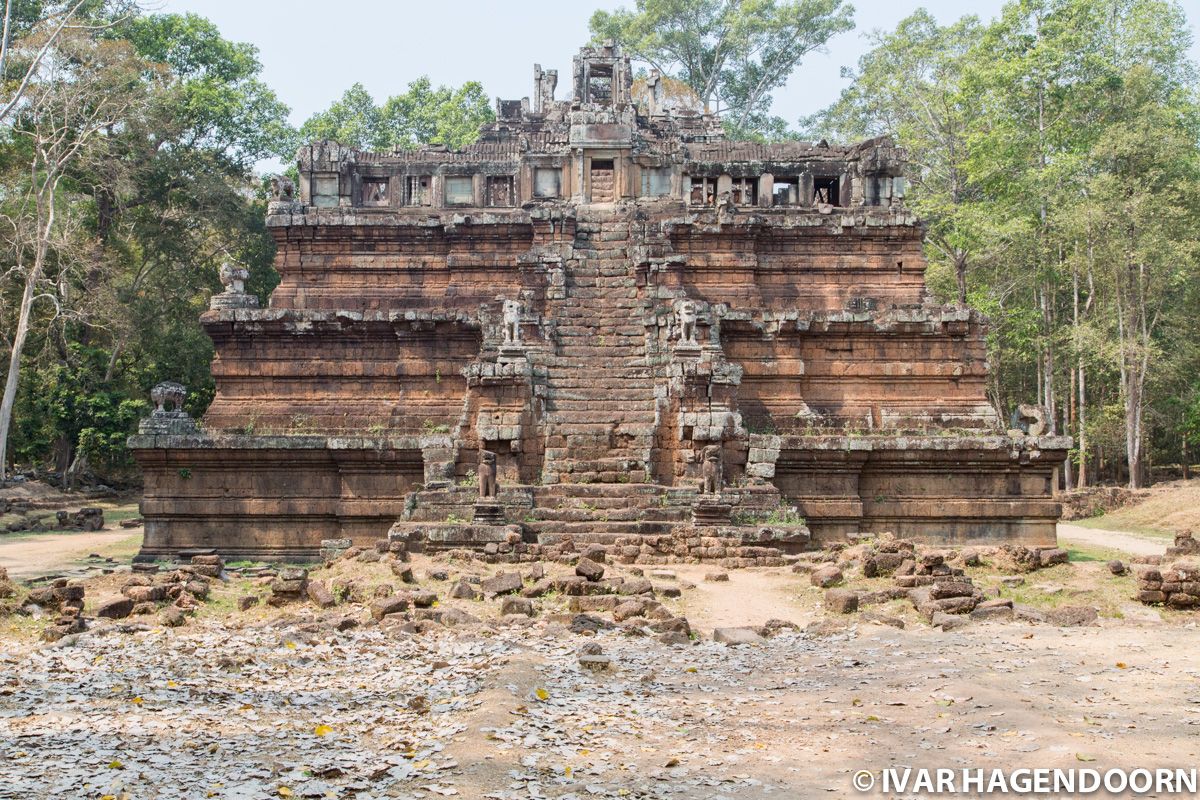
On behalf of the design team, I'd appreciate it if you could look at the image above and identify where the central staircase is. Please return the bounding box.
[537,208,661,485]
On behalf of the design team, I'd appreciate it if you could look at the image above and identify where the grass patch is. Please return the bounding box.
[70,533,143,566]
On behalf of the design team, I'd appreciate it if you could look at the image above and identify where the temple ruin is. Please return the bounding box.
[129,43,1070,561]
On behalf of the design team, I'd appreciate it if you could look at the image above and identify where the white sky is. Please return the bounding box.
[155,0,1200,159]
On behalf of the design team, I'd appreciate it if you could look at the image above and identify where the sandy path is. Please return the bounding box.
[1057,522,1167,558]
[670,564,815,632]
[0,529,139,580]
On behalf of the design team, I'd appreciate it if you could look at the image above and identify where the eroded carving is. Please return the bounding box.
[675,298,699,347]
[478,450,498,499]
[502,299,522,346]
[700,444,723,495]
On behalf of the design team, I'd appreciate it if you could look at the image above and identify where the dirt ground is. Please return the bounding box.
[1,485,1197,798]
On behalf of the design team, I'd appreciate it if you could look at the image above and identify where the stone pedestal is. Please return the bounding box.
[473,501,506,524]
[137,412,199,436]
[210,292,259,310]
[692,496,732,525]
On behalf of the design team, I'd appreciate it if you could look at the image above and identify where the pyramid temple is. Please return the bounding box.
[129,43,1069,562]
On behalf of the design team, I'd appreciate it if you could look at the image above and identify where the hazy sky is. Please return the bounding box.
[155,0,1200,137]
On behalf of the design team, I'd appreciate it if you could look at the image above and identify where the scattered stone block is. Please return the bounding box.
[810,566,843,588]
[932,611,970,631]
[306,580,335,609]
[704,572,729,582]
[369,595,409,621]
[1037,548,1069,568]
[95,597,135,619]
[578,654,613,672]
[612,600,645,621]
[409,591,437,609]
[501,596,534,617]
[1047,605,1098,627]
[713,626,765,645]
[449,580,480,600]
[481,572,522,597]
[575,558,605,582]
[824,588,859,614]
[390,564,416,583]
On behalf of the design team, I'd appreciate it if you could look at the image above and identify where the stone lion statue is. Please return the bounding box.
[150,381,187,414]
[269,175,295,201]
[218,262,250,295]
[502,299,522,346]
[675,298,698,346]
[478,450,498,499]
[700,444,723,494]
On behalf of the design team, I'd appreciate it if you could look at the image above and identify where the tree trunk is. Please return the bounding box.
[0,261,38,480]
[0,182,55,481]
[955,253,967,308]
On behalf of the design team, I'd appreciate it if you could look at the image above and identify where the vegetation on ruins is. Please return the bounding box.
[0,0,1198,494]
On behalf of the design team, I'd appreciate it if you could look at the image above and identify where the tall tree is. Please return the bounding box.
[1,10,293,481]
[590,0,854,135]
[806,0,1200,488]
[808,10,984,308]
[0,25,143,480]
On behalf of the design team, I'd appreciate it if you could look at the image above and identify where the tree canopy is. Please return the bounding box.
[590,0,854,137]
[298,77,494,152]
[811,0,1200,487]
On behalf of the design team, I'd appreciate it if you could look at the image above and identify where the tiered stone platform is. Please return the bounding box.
[129,42,1068,562]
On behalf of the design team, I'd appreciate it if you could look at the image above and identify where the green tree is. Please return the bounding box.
[806,0,1200,489]
[808,10,984,307]
[299,77,494,152]
[590,0,854,135]
[0,10,292,482]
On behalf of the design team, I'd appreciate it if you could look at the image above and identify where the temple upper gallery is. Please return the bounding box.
[129,42,1069,561]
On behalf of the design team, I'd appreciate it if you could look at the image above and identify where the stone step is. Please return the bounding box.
[526,506,692,523]
[528,522,678,540]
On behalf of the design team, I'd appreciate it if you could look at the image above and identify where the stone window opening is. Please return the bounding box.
[866,175,890,206]
[687,176,717,205]
[534,168,561,198]
[731,177,757,205]
[587,65,613,104]
[361,178,389,206]
[404,176,431,206]
[444,175,474,206]
[772,177,799,206]
[641,167,672,197]
[814,176,840,206]
[486,175,515,207]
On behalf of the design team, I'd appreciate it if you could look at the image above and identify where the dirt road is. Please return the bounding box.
[0,529,140,580]
[1057,522,1167,557]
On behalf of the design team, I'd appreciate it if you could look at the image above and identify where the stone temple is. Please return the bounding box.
[129,43,1069,562]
